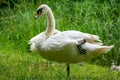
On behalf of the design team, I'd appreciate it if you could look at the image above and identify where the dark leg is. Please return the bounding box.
[67,63,70,78]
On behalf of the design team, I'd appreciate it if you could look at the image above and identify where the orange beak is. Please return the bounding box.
[34,13,41,19]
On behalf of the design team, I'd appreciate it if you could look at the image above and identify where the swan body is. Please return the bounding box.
[33,30,113,63]
[29,4,114,77]
[29,4,114,63]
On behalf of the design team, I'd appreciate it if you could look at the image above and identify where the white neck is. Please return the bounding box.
[45,9,55,38]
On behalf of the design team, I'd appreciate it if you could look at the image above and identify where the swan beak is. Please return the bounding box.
[34,13,41,19]
[35,8,43,19]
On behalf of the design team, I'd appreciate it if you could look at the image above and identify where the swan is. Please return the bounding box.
[29,4,114,77]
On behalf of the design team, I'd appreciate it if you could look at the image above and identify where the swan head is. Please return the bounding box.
[35,4,50,19]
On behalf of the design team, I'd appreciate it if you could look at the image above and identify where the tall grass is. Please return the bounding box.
[0,0,120,65]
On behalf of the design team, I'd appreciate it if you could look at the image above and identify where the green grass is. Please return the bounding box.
[0,0,120,79]
[0,51,120,80]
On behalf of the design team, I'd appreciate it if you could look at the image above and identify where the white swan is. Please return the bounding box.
[29,4,114,77]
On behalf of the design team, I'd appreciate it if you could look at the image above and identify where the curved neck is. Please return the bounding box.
[45,9,55,38]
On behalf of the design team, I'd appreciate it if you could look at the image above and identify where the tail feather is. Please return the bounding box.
[92,45,114,57]
[82,43,114,61]
[98,45,114,53]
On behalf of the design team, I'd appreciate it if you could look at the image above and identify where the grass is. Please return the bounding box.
[0,0,120,79]
[0,51,120,80]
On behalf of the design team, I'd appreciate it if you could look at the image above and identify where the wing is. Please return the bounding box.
[29,29,60,44]
[42,30,102,50]
[54,30,102,43]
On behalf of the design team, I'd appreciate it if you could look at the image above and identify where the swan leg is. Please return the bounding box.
[77,39,86,54]
[66,63,70,78]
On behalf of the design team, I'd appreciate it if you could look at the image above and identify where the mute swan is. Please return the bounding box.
[29,4,114,77]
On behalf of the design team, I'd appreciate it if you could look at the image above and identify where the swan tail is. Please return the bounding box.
[87,45,114,59]
[92,45,114,57]
[98,45,114,53]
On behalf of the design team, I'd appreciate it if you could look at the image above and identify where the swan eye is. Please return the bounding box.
[37,8,43,14]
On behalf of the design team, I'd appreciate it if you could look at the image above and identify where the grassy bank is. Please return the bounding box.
[0,51,120,80]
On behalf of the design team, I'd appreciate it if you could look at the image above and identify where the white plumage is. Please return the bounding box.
[29,4,114,77]
[32,31,113,63]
